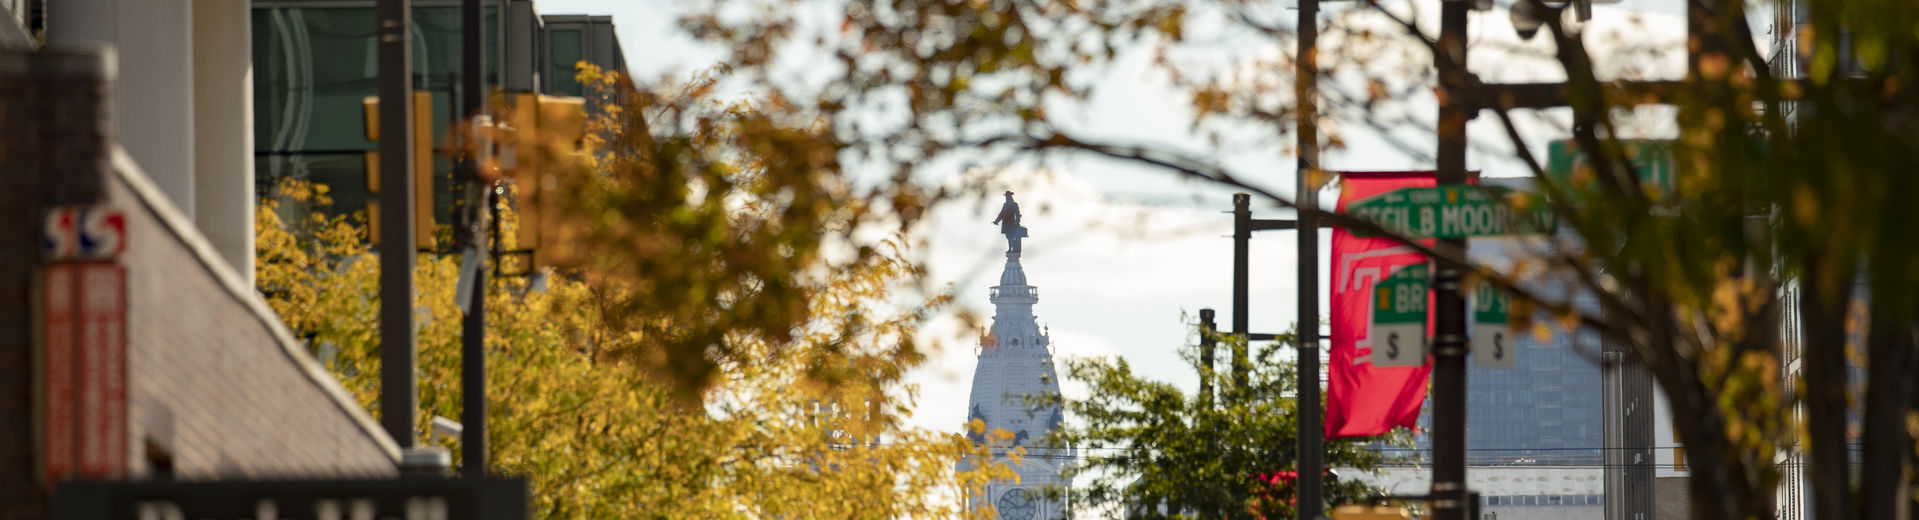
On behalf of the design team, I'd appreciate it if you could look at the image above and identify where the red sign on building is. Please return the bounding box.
[42,263,77,486]
[76,262,126,479]
[43,257,127,486]
[42,205,129,486]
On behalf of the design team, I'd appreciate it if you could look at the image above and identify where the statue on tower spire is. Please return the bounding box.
[992,191,1028,252]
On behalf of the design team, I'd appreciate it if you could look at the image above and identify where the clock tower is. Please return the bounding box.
[964,192,1071,519]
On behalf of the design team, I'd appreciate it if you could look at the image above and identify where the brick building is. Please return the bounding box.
[1,15,401,520]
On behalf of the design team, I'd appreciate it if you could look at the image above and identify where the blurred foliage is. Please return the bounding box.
[1045,332,1391,519]
[672,0,1919,518]
[500,63,958,399]
[256,179,1011,518]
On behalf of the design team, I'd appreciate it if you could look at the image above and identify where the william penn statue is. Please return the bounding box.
[992,191,1028,252]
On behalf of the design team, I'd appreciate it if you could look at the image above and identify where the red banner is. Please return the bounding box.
[1327,172,1435,438]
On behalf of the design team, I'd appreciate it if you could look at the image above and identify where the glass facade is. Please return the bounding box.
[252,5,501,233]
[545,29,584,96]
[1397,237,1607,466]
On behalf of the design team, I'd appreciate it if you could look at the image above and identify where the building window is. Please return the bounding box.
[547,29,584,96]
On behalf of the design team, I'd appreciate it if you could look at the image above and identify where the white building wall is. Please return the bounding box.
[49,0,196,218]
[49,0,257,282]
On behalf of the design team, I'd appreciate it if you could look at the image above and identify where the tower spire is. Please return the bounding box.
[964,190,1071,518]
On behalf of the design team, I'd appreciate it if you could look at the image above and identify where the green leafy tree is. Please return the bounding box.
[1045,330,1389,519]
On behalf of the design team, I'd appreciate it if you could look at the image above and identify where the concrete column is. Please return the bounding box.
[193,0,255,282]
[49,0,197,219]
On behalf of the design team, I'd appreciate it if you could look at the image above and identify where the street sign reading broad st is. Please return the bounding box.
[1471,283,1515,369]
[1347,185,1556,239]
[1369,264,1428,367]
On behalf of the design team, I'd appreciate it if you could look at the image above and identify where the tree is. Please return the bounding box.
[508,64,954,399]
[672,0,1919,518]
[256,179,1011,518]
[1045,329,1390,519]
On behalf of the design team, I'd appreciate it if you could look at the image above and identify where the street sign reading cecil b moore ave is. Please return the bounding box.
[1347,185,1556,240]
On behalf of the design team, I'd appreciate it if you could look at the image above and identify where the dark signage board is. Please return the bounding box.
[52,477,528,520]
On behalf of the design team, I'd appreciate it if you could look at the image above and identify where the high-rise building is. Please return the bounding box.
[963,193,1072,520]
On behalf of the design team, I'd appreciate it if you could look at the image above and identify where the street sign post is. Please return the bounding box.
[1471,283,1515,369]
[1347,185,1555,240]
[1369,264,1429,367]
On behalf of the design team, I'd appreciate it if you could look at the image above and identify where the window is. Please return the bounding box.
[547,29,584,96]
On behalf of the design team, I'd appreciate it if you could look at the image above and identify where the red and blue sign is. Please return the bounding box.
[44,206,126,261]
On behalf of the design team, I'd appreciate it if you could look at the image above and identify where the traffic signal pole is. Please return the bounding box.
[376,0,418,451]
[1430,1,1471,519]
[1294,0,1323,516]
[459,0,489,479]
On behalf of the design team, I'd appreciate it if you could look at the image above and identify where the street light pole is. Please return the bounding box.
[458,0,489,479]
[1294,0,1325,516]
[1430,1,1472,519]
[376,0,418,452]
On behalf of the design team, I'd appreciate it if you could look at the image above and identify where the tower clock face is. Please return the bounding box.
[996,487,1038,520]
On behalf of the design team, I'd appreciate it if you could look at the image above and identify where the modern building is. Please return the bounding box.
[963,196,1073,520]
[251,0,625,238]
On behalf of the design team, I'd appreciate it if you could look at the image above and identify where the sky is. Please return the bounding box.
[535,0,1702,434]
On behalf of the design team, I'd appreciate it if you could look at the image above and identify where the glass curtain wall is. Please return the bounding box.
[252,3,501,239]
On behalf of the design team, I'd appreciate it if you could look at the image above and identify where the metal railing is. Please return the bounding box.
[989,286,1037,299]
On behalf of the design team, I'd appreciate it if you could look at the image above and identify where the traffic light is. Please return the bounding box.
[501,92,588,269]
[1329,505,1411,520]
[361,92,438,250]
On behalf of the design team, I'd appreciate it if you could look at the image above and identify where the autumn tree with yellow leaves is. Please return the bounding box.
[254,57,1020,516]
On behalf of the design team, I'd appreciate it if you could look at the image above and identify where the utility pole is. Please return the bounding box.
[1230,194,1298,397]
[376,0,418,452]
[458,0,489,479]
[1430,0,1471,518]
[1232,193,1252,394]
[1199,308,1217,408]
[1294,0,1323,516]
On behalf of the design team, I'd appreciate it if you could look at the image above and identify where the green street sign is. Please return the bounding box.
[1471,283,1515,369]
[1348,185,1556,239]
[1369,264,1428,367]
[1546,139,1676,194]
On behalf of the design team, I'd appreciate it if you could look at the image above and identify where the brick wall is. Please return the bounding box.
[110,149,400,479]
[1,149,399,519]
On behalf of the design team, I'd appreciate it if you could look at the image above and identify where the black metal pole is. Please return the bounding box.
[1199,308,1217,408]
[1232,193,1252,395]
[1431,1,1471,519]
[1295,0,1324,516]
[459,0,489,479]
[377,0,418,450]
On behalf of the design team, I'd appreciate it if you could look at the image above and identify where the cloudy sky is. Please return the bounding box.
[539,0,1696,433]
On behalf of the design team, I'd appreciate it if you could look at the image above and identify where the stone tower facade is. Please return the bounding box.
[964,194,1071,520]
